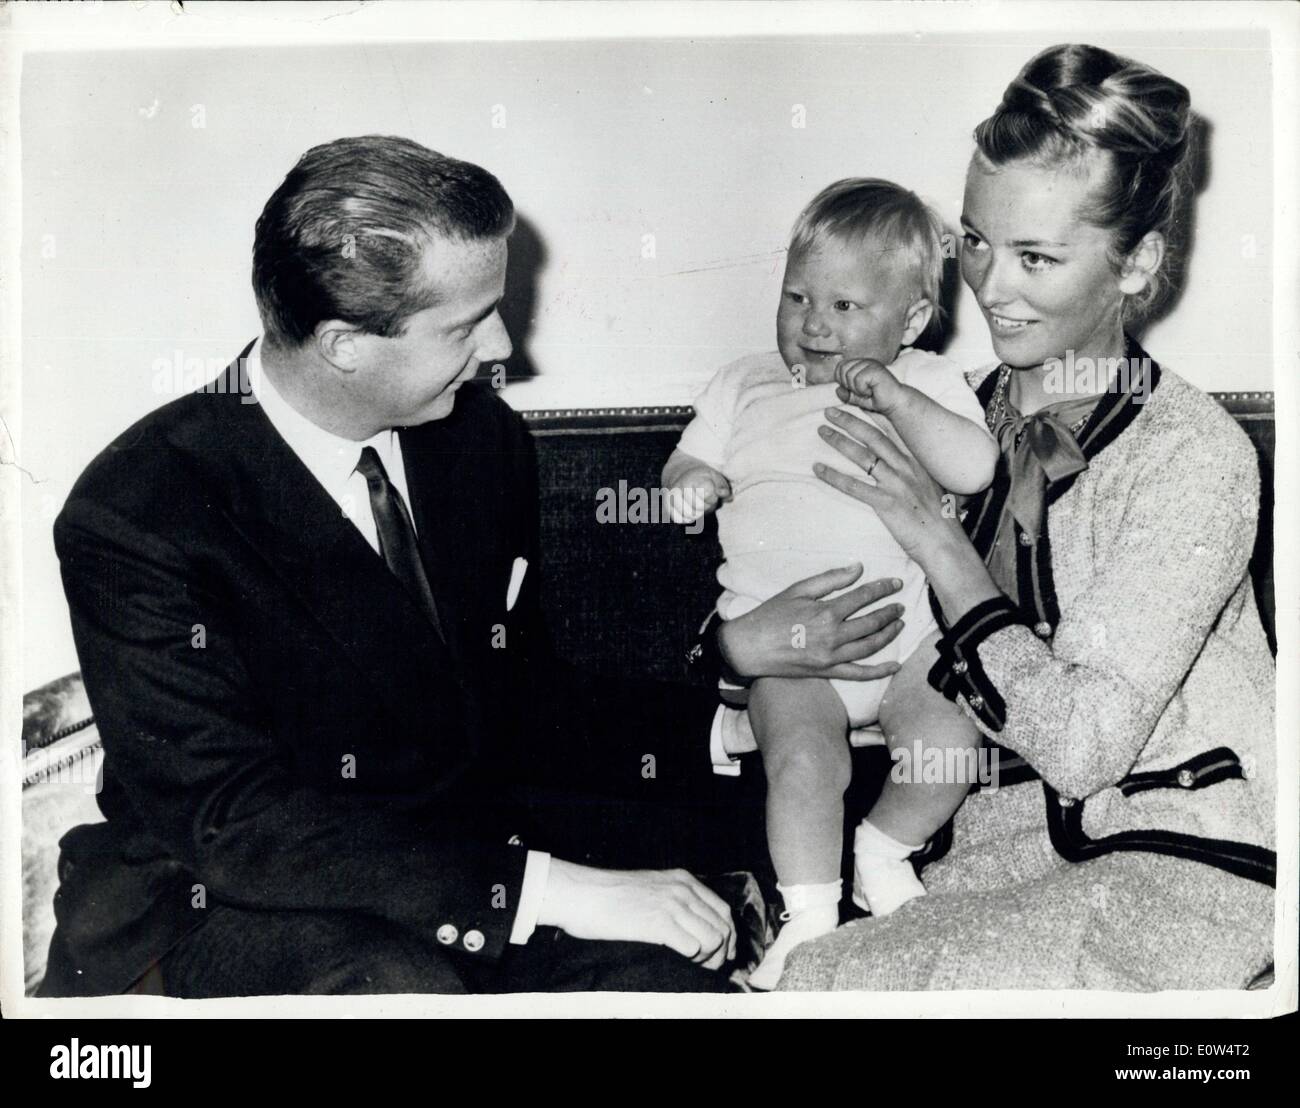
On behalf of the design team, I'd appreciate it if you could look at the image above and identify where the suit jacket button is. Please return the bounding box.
[463,929,485,953]
[1058,795,1077,808]
[1034,621,1052,638]
[952,660,968,675]
[1177,768,1196,788]
[1019,531,1034,547]
[436,924,458,946]
[967,693,984,710]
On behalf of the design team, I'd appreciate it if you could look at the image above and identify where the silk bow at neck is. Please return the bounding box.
[985,391,1099,595]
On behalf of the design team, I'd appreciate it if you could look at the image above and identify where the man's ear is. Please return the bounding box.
[315,321,363,372]
[1118,231,1165,296]
[900,297,935,347]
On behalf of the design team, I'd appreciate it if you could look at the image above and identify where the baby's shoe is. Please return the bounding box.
[852,820,927,917]
[745,880,841,991]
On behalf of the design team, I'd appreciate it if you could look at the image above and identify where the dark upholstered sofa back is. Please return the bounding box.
[527,395,1277,684]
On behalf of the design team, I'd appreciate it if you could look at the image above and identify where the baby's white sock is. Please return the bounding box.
[852,820,927,917]
[745,880,841,992]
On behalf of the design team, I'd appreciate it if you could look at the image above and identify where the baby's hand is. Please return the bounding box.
[667,467,732,523]
[835,357,905,414]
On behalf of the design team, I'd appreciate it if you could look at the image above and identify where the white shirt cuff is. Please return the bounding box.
[710,705,743,777]
[508,849,552,944]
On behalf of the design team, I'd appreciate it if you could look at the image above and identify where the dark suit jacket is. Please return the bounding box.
[41,346,720,997]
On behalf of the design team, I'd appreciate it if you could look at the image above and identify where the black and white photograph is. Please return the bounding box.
[2,0,1296,1042]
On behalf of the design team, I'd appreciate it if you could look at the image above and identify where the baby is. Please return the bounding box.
[663,179,999,989]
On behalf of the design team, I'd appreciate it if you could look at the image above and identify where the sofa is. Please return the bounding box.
[20,392,1278,995]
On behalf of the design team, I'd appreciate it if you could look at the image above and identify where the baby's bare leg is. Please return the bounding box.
[745,677,850,988]
[873,631,982,846]
[748,676,851,886]
[847,632,980,917]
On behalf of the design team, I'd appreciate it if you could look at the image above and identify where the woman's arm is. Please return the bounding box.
[815,404,1260,800]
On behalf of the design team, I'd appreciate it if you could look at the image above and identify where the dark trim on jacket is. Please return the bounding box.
[916,747,1276,887]
[1043,776,1276,888]
[916,339,1275,887]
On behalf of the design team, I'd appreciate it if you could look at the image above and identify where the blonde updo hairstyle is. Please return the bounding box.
[973,44,1196,322]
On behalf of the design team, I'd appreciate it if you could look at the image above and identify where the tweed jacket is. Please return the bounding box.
[925,344,1275,885]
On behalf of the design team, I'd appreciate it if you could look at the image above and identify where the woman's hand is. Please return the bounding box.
[814,407,967,569]
[814,407,1003,618]
[716,564,906,681]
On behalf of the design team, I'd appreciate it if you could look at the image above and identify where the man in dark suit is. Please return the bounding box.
[40,135,762,997]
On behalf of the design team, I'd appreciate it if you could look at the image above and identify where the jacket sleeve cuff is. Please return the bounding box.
[508,850,552,945]
[687,608,750,688]
[926,595,1028,732]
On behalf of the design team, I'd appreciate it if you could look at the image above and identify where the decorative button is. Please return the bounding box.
[1018,532,1034,547]
[1177,768,1196,788]
[967,694,984,710]
[1034,621,1052,638]
[952,660,968,675]
[436,924,458,946]
[463,929,485,953]
[1058,796,1077,808]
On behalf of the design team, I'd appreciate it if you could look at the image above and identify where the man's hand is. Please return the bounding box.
[834,357,910,416]
[666,465,733,524]
[537,859,737,969]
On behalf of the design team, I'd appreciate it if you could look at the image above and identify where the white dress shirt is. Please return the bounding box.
[245,339,549,944]
[245,339,412,554]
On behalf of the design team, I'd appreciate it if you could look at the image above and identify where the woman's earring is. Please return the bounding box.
[1118,270,1149,296]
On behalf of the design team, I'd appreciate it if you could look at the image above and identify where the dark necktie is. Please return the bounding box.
[355,445,445,641]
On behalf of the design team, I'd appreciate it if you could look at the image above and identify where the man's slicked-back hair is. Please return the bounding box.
[252,135,515,347]
[788,178,948,333]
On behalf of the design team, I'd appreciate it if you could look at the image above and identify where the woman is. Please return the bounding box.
[709,43,1277,990]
